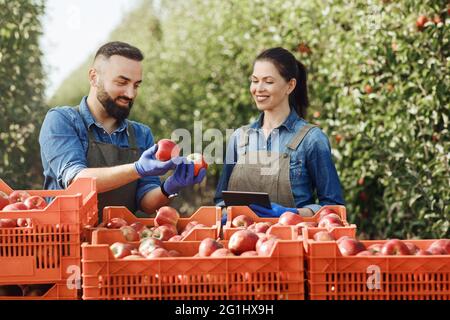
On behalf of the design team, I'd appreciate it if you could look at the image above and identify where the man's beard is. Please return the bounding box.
[97,84,134,122]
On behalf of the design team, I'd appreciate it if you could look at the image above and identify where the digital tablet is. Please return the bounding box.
[222,191,272,209]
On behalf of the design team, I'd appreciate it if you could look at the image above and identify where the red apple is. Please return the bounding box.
[16,218,32,228]
[168,235,183,241]
[23,195,47,210]
[153,225,177,241]
[427,246,447,255]
[318,214,343,228]
[2,202,28,211]
[356,250,373,256]
[155,206,179,226]
[229,230,259,255]
[8,190,31,204]
[318,207,337,220]
[129,221,146,234]
[155,139,180,161]
[254,222,272,233]
[183,220,200,233]
[278,212,302,226]
[198,238,223,257]
[231,215,254,228]
[415,249,432,256]
[256,238,278,256]
[139,227,155,239]
[404,242,420,255]
[210,248,235,257]
[416,15,428,31]
[110,242,133,259]
[336,236,353,244]
[313,231,335,242]
[367,244,383,255]
[120,226,140,242]
[0,192,9,210]
[381,239,410,256]
[139,237,163,257]
[106,217,128,229]
[147,248,170,258]
[0,218,17,228]
[240,251,258,257]
[186,153,208,176]
[338,238,366,256]
[428,239,450,254]
[168,250,181,257]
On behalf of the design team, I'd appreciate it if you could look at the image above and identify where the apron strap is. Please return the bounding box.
[238,125,251,148]
[286,124,318,151]
[126,121,138,149]
[74,106,97,140]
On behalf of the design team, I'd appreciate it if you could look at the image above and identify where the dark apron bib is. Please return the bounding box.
[228,124,317,207]
[76,107,140,221]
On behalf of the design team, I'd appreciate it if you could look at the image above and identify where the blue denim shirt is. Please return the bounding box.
[214,109,345,213]
[38,96,161,208]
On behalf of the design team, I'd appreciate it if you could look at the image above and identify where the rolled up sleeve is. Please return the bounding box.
[39,109,88,189]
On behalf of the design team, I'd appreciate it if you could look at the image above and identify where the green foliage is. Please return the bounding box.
[50,0,449,238]
[0,0,46,189]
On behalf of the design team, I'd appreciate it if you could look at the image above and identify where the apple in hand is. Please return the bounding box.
[231,215,254,228]
[198,238,223,257]
[155,206,179,226]
[229,230,259,255]
[381,239,410,256]
[2,202,28,211]
[8,190,31,204]
[155,139,180,161]
[186,153,208,176]
[0,192,9,210]
[24,196,47,210]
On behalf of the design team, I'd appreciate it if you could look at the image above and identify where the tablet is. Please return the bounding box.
[222,191,272,209]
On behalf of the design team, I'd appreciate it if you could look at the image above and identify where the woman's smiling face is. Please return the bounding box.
[250,60,295,112]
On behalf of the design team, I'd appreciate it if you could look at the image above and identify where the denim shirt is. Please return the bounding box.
[38,96,161,208]
[214,109,345,213]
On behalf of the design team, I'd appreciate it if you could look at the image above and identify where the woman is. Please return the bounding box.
[214,47,344,217]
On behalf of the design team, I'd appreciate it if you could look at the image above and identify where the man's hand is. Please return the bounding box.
[162,161,206,195]
[135,144,178,177]
[249,202,298,218]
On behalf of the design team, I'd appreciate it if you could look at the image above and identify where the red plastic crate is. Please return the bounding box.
[223,205,351,240]
[0,177,98,285]
[303,229,450,300]
[98,206,222,241]
[0,282,80,300]
[81,226,305,300]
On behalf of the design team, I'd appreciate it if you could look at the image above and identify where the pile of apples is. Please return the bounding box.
[231,207,346,241]
[107,206,214,259]
[0,190,48,212]
[312,232,450,257]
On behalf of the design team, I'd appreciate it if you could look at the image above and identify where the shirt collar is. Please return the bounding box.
[79,96,128,134]
[250,108,300,133]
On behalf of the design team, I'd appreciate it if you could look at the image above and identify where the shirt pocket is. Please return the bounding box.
[289,153,303,188]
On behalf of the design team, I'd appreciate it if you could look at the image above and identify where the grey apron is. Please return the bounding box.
[228,123,317,208]
[76,107,140,221]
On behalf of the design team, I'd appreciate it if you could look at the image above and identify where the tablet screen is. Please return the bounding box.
[222,191,272,209]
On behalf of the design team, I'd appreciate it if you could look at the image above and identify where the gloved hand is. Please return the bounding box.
[135,144,178,177]
[162,161,206,195]
[249,202,298,218]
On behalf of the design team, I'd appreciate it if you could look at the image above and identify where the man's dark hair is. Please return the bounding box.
[94,41,144,61]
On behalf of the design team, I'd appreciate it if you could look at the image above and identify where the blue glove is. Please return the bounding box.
[249,202,297,218]
[162,161,206,195]
[135,144,178,177]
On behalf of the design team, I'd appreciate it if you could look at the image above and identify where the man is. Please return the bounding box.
[39,41,205,216]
